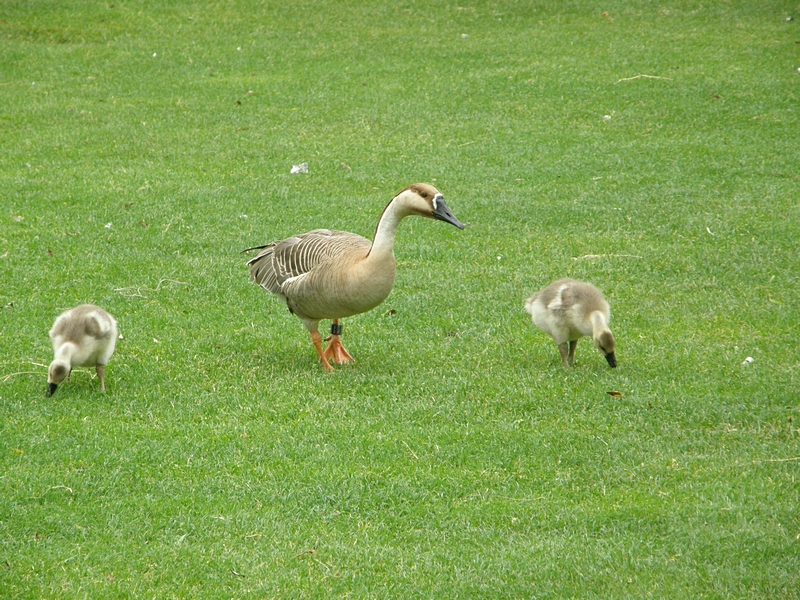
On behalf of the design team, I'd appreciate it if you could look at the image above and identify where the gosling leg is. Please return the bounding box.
[567,341,578,366]
[96,364,106,392]
[557,342,570,368]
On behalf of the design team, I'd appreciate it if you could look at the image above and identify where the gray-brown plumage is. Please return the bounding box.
[244,183,464,371]
[47,304,118,396]
[524,279,617,368]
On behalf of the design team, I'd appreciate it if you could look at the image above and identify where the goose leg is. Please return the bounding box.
[310,331,335,372]
[323,320,353,365]
[96,364,106,392]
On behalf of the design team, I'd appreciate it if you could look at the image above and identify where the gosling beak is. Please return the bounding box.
[46,382,58,397]
[432,196,465,230]
[605,352,617,368]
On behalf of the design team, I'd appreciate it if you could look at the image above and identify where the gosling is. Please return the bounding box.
[47,304,118,396]
[524,279,617,368]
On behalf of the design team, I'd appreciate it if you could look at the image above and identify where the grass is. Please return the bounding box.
[1,0,799,597]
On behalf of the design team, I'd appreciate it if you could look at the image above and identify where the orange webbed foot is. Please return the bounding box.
[323,334,353,365]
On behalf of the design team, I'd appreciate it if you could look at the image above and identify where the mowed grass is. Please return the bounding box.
[1,1,799,597]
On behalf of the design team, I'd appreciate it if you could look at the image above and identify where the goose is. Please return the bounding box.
[47,304,118,396]
[243,183,464,371]
[524,279,617,368]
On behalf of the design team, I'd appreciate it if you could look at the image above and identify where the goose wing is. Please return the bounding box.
[246,229,371,295]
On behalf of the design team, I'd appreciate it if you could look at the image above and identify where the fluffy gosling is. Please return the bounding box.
[47,304,118,396]
[524,279,617,368]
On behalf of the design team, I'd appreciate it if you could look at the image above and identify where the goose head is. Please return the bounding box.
[593,330,617,368]
[395,183,465,229]
[46,360,69,396]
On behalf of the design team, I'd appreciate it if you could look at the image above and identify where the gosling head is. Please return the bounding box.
[46,361,69,397]
[594,329,617,368]
[400,183,465,230]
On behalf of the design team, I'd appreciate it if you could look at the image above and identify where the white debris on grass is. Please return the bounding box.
[291,163,308,174]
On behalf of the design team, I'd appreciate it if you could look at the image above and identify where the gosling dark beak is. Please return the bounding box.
[432,197,465,230]
[605,352,617,368]
[46,382,58,397]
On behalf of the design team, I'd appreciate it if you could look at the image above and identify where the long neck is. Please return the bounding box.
[368,198,404,261]
[589,310,609,336]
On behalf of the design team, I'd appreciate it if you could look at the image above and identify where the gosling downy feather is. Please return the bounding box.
[524,279,617,368]
[47,304,118,396]
[244,183,464,371]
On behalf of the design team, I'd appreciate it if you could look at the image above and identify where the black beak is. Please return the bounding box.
[605,352,617,368]
[46,382,58,397]
[432,198,465,230]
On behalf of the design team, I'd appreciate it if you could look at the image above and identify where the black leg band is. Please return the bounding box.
[330,323,343,336]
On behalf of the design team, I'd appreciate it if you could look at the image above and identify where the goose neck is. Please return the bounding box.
[369,198,404,259]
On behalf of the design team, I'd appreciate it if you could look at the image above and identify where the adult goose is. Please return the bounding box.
[524,279,617,368]
[244,183,464,371]
[47,304,118,396]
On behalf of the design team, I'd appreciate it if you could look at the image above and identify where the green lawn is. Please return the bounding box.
[1,1,798,597]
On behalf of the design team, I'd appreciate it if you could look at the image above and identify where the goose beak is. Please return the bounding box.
[605,352,617,368]
[432,197,465,230]
[46,382,58,397]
